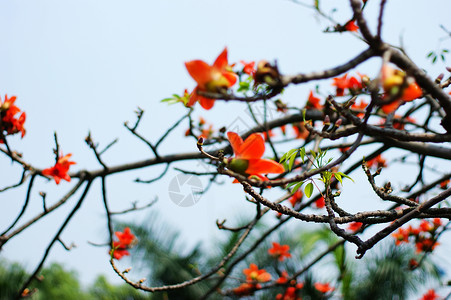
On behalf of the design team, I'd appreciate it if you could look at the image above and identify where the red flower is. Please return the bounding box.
[306,91,322,110]
[289,190,303,207]
[185,48,237,110]
[381,64,422,114]
[332,74,362,96]
[419,220,433,232]
[227,132,285,180]
[233,283,259,296]
[351,99,368,118]
[110,227,136,260]
[42,153,76,184]
[314,282,335,294]
[392,227,409,245]
[268,242,292,261]
[115,227,136,246]
[438,179,449,190]
[348,222,363,232]
[415,238,438,253]
[345,20,359,32]
[420,289,440,300]
[0,94,26,140]
[292,122,310,140]
[261,129,275,141]
[111,241,130,260]
[315,196,325,209]
[366,155,387,169]
[243,263,271,282]
[240,60,256,76]
[276,271,289,284]
[432,218,442,227]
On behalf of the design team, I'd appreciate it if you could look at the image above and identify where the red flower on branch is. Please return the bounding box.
[268,242,292,261]
[345,20,359,32]
[289,190,303,207]
[233,282,259,296]
[381,64,423,114]
[0,94,26,141]
[332,74,362,96]
[227,132,285,181]
[348,222,363,232]
[315,196,325,209]
[185,48,237,110]
[240,60,256,76]
[306,90,323,110]
[42,153,76,184]
[243,263,272,283]
[314,282,335,294]
[366,155,387,169]
[292,122,310,140]
[110,227,137,260]
[420,289,440,300]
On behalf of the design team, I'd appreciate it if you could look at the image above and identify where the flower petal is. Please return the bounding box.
[223,71,237,87]
[185,60,213,89]
[199,95,215,110]
[213,47,228,70]
[227,132,243,156]
[239,133,265,159]
[246,159,285,174]
[402,83,422,101]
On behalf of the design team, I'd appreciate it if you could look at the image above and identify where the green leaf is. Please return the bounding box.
[432,55,437,63]
[310,150,317,159]
[291,181,304,194]
[442,49,449,53]
[427,51,434,58]
[441,54,445,61]
[286,182,301,189]
[300,147,306,163]
[304,182,314,198]
[288,151,297,171]
[335,172,343,185]
[337,172,354,183]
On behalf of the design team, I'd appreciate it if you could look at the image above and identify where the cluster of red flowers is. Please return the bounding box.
[42,153,76,184]
[0,94,26,141]
[232,263,272,296]
[110,227,137,260]
[276,271,304,300]
[366,154,387,169]
[332,73,365,97]
[392,219,442,253]
[234,241,334,298]
[380,64,423,114]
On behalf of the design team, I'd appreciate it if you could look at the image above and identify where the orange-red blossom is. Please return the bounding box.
[110,227,137,260]
[381,64,422,114]
[42,153,76,184]
[243,263,272,282]
[185,48,237,110]
[227,132,285,181]
[268,242,292,261]
[0,94,26,140]
[314,282,335,294]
